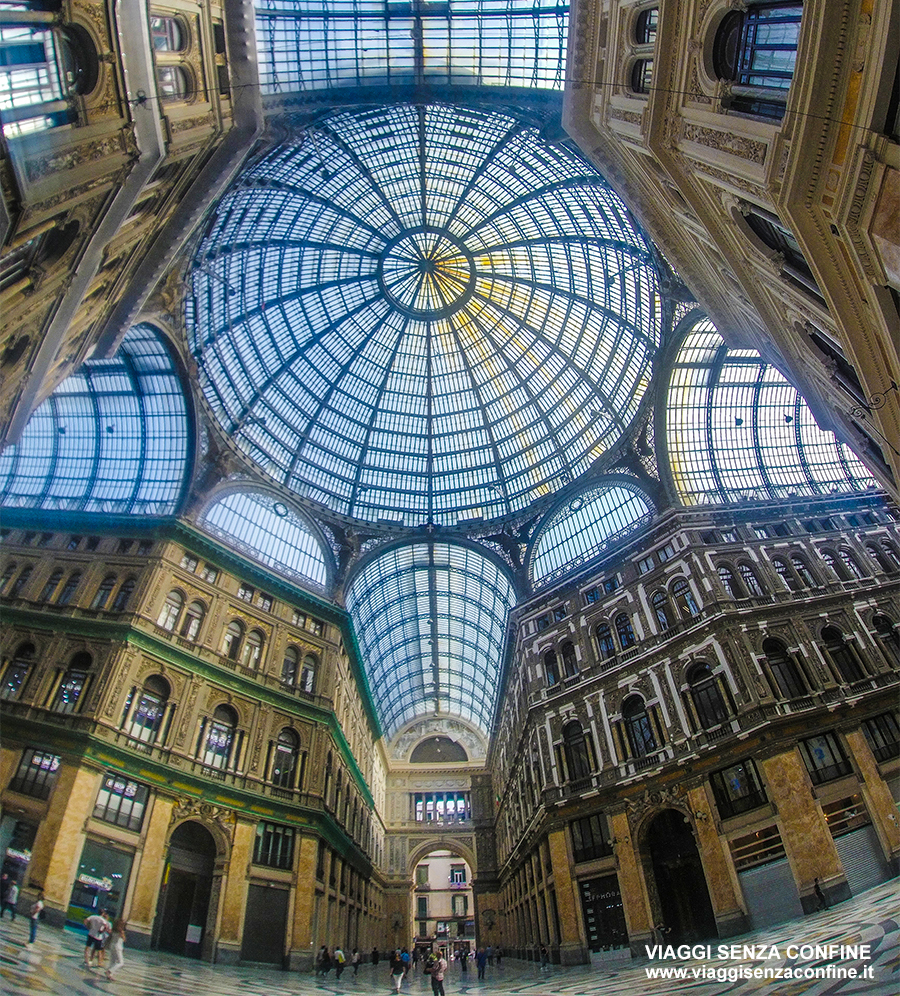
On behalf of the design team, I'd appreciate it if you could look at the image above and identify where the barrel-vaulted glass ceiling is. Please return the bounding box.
[187,103,660,527]
[254,0,569,93]
[345,541,516,739]
[0,324,188,514]
[667,320,876,503]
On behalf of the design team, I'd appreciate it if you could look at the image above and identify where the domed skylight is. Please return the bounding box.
[187,103,660,527]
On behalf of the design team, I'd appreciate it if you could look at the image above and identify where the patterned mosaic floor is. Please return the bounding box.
[1,881,896,996]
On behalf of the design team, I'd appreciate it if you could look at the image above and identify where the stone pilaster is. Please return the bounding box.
[843,728,900,873]
[547,827,588,964]
[215,817,253,964]
[288,834,320,970]
[608,810,651,957]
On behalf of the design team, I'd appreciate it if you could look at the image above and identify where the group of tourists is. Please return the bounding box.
[315,945,362,979]
[0,876,45,945]
[82,907,127,980]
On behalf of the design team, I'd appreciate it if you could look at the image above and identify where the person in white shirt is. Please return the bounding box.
[83,909,111,968]
[430,950,448,996]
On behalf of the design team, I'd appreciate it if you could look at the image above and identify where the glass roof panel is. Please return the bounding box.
[345,541,516,738]
[200,490,330,590]
[666,319,875,503]
[254,0,569,93]
[0,324,189,514]
[187,103,660,526]
[530,482,654,587]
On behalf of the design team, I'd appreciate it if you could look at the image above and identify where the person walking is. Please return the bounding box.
[401,946,410,977]
[390,949,405,993]
[475,947,487,979]
[83,909,111,968]
[539,944,549,970]
[352,947,361,976]
[105,918,127,981]
[495,946,502,967]
[1,880,18,920]
[486,944,493,966]
[334,945,346,979]
[430,950,448,996]
[316,945,332,977]
[458,948,468,973]
[28,891,44,946]
[372,947,380,967]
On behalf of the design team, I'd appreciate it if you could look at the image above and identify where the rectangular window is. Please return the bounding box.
[257,593,274,612]
[137,540,154,556]
[603,576,619,593]
[798,732,852,785]
[417,896,428,918]
[180,553,198,572]
[772,523,790,536]
[658,543,675,562]
[450,864,466,883]
[93,774,149,831]
[700,531,718,544]
[709,760,767,818]
[37,532,53,548]
[570,813,611,862]
[253,822,295,869]
[238,583,255,601]
[720,530,738,543]
[86,536,101,551]
[67,535,82,550]
[583,587,600,604]
[9,748,61,799]
[638,555,654,574]
[553,606,566,621]
[416,864,429,885]
[117,540,133,554]
[200,564,219,584]
[863,712,900,763]
[753,526,772,539]
[536,613,551,631]
[452,894,468,916]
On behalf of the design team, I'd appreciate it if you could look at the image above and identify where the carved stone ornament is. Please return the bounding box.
[391,718,486,760]
[625,784,688,826]
[171,797,236,840]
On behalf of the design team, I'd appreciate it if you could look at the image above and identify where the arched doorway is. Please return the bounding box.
[155,821,217,958]
[646,810,716,943]
[411,849,475,961]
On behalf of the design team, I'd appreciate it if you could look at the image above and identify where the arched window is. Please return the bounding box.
[562,720,594,781]
[241,629,264,669]
[772,557,799,591]
[762,638,807,699]
[717,564,739,598]
[790,555,817,588]
[838,549,865,580]
[222,620,244,660]
[55,570,82,606]
[272,728,300,789]
[111,577,135,612]
[150,16,186,51]
[180,600,205,641]
[622,696,656,757]
[39,569,64,602]
[821,626,866,684]
[300,653,317,693]
[156,65,190,101]
[281,646,299,685]
[1,642,35,700]
[651,590,671,630]
[126,675,169,743]
[615,613,636,650]
[91,574,117,609]
[596,623,615,661]
[712,2,802,119]
[54,651,92,713]
[687,664,730,729]
[157,590,183,631]
[880,540,900,569]
[630,58,654,94]
[671,578,699,618]
[544,649,560,687]
[9,565,32,598]
[635,7,658,44]
[202,704,237,770]
[737,562,765,596]
[561,641,578,678]
[872,615,900,666]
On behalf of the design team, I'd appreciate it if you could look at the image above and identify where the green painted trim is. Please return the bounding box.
[3,606,375,809]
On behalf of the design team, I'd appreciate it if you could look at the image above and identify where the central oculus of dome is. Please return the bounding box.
[378,228,475,319]
[187,104,660,527]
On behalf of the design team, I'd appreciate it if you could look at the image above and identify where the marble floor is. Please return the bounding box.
[1,880,897,996]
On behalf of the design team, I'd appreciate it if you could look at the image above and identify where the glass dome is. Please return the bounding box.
[187,103,660,527]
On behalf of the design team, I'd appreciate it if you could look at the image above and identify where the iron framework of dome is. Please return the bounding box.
[187,102,661,528]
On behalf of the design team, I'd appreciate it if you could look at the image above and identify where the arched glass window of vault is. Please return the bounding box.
[254,0,569,94]
[187,103,660,528]
[0,324,189,514]
[345,541,517,739]
[200,490,329,591]
[665,319,875,504]
[530,482,654,587]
